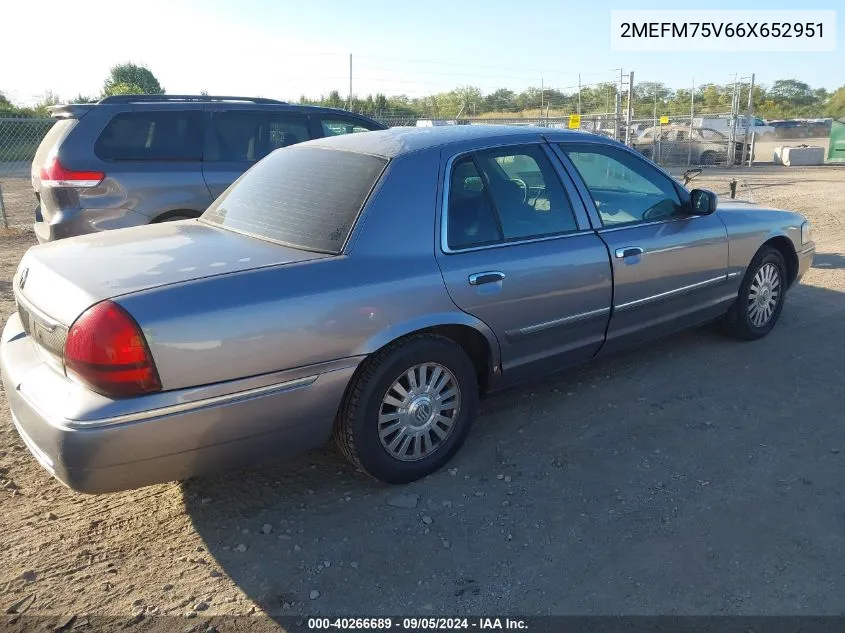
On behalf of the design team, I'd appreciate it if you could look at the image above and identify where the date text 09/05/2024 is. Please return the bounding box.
[307,618,529,630]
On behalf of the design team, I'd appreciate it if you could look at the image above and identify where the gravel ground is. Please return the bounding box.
[1,165,844,629]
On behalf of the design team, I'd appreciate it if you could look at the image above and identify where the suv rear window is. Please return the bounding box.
[201,147,387,253]
[94,111,203,161]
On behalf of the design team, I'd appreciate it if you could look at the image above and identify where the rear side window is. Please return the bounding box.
[205,111,309,162]
[94,111,203,161]
[446,144,579,250]
[201,147,387,253]
[320,117,381,136]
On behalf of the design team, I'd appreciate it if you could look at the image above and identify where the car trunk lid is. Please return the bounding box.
[14,220,333,331]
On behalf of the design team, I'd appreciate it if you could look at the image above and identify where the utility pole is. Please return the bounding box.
[688,78,695,166]
[347,54,352,111]
[625,70,634,145]
[577,74,582,115]
[741,73,755,166]
[728,73,739,165]
[612,68,623,140]
[540,77,544,121]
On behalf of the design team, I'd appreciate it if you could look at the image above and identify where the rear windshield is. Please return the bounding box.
[94,110,203,161]
[200,147,387,253]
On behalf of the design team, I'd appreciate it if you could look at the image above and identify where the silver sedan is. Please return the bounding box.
[1,126,815,493]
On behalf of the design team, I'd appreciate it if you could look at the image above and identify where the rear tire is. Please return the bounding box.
[334,334,478,484]
[700,151,717,166]
[720,246,787,340]
[154,213,195,223]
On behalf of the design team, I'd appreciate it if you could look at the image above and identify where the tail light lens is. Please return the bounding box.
[64,301,161,398]
[39,155,104,188]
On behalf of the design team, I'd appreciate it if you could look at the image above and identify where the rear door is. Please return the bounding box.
[435,142,613,384]
[554,142,729,355]
[201,109,310,199]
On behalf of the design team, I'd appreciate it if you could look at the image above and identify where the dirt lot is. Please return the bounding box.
[1,165,845,629]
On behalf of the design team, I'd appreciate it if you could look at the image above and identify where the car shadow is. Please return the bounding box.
[182,280,845,618]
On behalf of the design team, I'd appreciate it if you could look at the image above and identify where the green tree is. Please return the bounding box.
[32,90,61,117]
[103,62,164,97]
[826,87,845,118]
[768,79,814,107]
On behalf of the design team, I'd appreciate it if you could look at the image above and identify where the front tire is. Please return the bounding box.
[334,334,478,483]
[720,246,787,340]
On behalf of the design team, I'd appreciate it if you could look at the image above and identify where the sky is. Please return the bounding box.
[2,0,842,106]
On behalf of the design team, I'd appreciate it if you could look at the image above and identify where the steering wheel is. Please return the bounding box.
[510,178,529,204]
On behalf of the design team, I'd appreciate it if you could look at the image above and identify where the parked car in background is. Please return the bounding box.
[1,126,814,493]
[768,119,811,139]
[30,95,386,243]
[693,115,776,141]
[632,125,750,165]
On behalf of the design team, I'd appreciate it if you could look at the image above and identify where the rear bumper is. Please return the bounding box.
[34,206,150,243]
[1,313,359,493]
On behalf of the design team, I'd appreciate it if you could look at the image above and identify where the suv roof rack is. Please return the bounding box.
[97,94,287,105]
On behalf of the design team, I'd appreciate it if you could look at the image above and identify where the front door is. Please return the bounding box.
[554,142,730,354]
[435,143,613,384]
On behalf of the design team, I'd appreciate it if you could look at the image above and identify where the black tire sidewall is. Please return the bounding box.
[736,249,787,338]
[352,337,478,483]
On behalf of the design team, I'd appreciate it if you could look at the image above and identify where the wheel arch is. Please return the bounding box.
[355,314,502,394]
[761,234,799,287]
[151,209,202,223]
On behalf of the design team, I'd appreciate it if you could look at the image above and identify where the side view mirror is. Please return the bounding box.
[690,188,718,215]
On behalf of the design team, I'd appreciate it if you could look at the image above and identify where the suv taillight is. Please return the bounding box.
[64,301,161,398]
[39,155,104,188]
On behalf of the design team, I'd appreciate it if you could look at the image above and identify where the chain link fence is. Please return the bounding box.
[0,117,54,176]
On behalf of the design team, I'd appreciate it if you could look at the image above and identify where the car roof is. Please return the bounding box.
[48,97,384,123]
[302,125,606,158]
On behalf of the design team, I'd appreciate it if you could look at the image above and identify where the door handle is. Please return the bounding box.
[615,247,644,259]
[468,271,506,286]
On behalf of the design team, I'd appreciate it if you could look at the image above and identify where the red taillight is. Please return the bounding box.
[39,155,104,188]
[64,301,161,398]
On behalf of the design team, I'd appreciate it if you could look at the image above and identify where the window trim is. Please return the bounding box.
[552,140,692,231]
[440,142,587,255]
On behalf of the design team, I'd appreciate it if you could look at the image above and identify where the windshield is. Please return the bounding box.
[698,128,726,140]
[201,146,388,253]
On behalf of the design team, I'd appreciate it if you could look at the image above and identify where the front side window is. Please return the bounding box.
[95,110,203,161]
[561,143,683,226]
[201,147,387,253]
[320,117,381,137]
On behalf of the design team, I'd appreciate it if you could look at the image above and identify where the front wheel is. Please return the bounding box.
[334,334,479,483]
[720,246,787,340]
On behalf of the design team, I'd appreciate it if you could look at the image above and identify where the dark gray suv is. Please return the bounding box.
[30,95,386,242]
